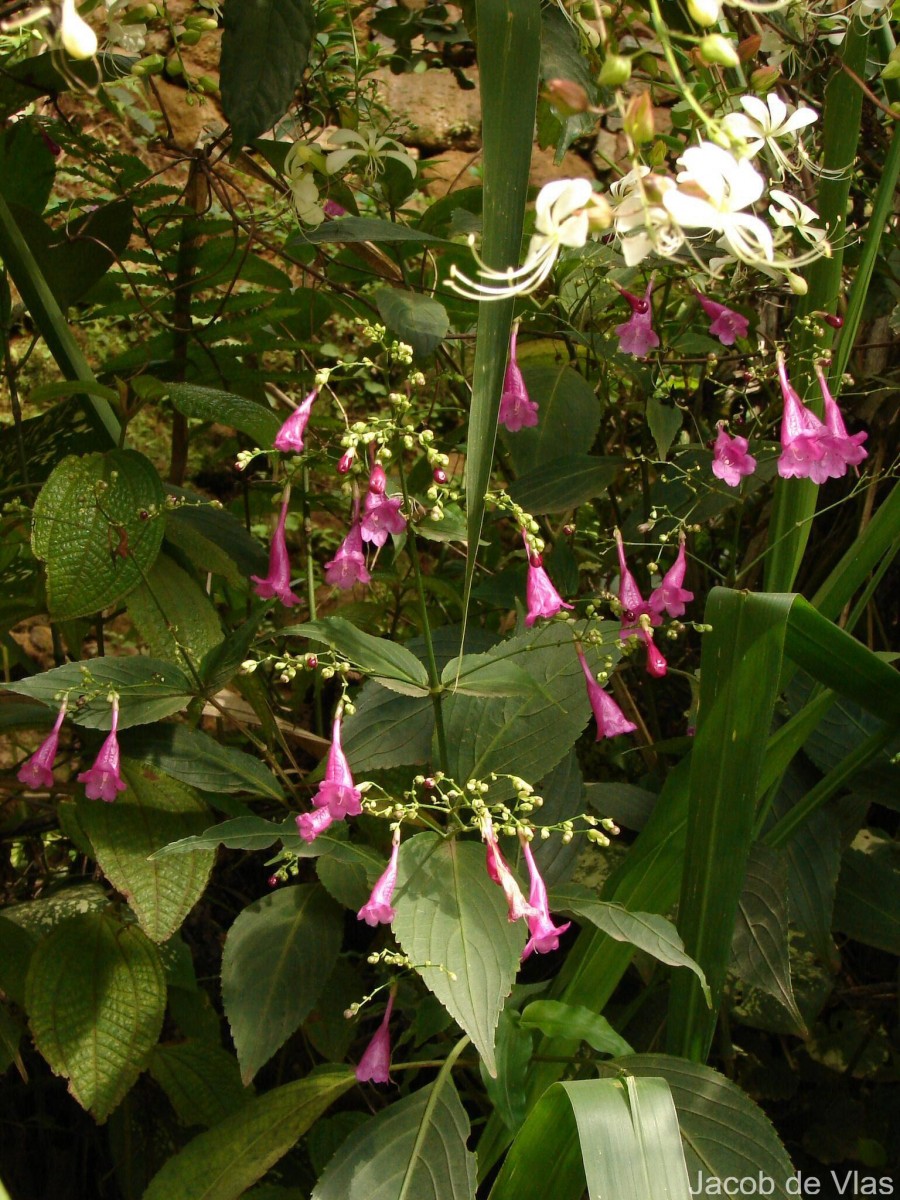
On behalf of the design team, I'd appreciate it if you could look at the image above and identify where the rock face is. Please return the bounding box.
[374,67,482,150]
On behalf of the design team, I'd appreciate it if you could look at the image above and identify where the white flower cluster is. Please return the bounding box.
[449,95,828,301]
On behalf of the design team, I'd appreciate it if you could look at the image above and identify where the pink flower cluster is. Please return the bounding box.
[19,696,129,803]
[324,464,407,590]
[483,816,571,959]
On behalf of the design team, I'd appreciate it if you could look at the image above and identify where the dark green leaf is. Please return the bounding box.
[141,381,281,448]
[646,395,683,461]
[481,1007,534,1133]
[166,501,268,585]
[295,216,451,245]
[520,1000,632,1056]
[508,455,621,513]
[119,723,284,800]
[149,1040,251,1128]
[833,828,900,954]
[126,552,223,672]
[0,120,55,212]
[342,683,434,771]
[0,916,37,1007]
[500,366,602,476]
[281,617,429,695]
[375,288,450,358]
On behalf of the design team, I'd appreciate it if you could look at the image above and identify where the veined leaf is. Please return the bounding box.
[281,617,429,695]
[126,552,223,672]
[520,1000,632,1057]
[119,723,284,800]
[295,216,452,245]
[139,380,281,448]
[833,828,900,954]
[481,1007,534,1134]
[149,1040,251,1128]
[507,454,621,514]
[441,652,540,698]
[392,834,524,1076]
[375,288,450,358]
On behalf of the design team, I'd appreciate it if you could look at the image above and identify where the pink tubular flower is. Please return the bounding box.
[614,530,658,634]
[483,816,537,923]
[576,647,636,740]
[361,464,406,548]
[357,831,400,927]
[324,521,371,589]
[519,836,570,959]
[648,537,694,619]
[355,992,394,1084]
[816,363,867,473]
[695,292,749,346]
[251,493,301,607]
[614,283,660,358]
[77,697,127,802]
[312,711,362,819]
[17,699,67,789]
[776,354,831,483]
[499,325,539,432]
[711,425,757,488]
[296,805,336,845]
[643,634,668,679]
[524,536,573,627]
[273,388,317,453]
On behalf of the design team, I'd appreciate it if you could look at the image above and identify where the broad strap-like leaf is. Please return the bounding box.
[221,884,342,1083]
[25,911,166,1122]
[392,834,524,1076]
[220,0,316,148]
[31,449,165,619]
[312,1075,477,1200]
[76,761,214,943]
[143,1067,355,1200]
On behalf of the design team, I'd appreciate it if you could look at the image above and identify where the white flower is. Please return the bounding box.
[610,167,684,266]
[60,0,98,58]
[289,174,325,227]
[768,189,827,247]
[663,142,774,265]
[722,94,817,177]
[448,178,611,300]
[325,129,417,179]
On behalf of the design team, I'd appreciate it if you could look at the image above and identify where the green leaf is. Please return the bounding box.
[481,1007,534,1133]
[488,1077,692,1200]
[312,1076,477,1200]
[392,834,525,1076]
[141,381,281,448]
[552,886,709,1002]
[166,501,268,585]
[143,1067,355,1200]
[149,1040,251,1128]
[1,656,194,729]
[282,617,429,695]
[501,366,602,476]
[201,612,266,693]
[119,723,284,800]
[126,552,223,672]
[667,589,795,1062]
[520,1000,632,1057]
[833,828,900,954]
[646,394,683,461]
[342,684,434,771]
[507,454,621,514]
[0,121,55,212]
[76,761,214,943]
[25,911,166,1122]
[375,288,450,358]
[221,884,343,1083]
[0,915,37,1006]
[463,0,542,636]
[295,216,452,245]
[731,844,805,1032]
[616,1055,796,1199]
[151,815,302,856]
[441,652,540,698]
[220,0,315,148]
[31,449,165,619]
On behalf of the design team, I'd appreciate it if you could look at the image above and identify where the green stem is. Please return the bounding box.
[396,453,449,774]
[302,465,324,737]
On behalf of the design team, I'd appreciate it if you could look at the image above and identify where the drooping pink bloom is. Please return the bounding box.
[296,805,335,845]
[524,536,573,627]
[776,354,831,483]
[648,537,694,619]
[614,530,659,634]
[17,699,67,789]
[499,325,539,432]
[312,712,362,819]
[482,816,537,923]
[816,364,867,473]
[643,634,668,678]
[77,697,127,802]
[324,521,371,589]
[695,292,749,346]
[614,283,660,358]
[273,388,317,453]
[576,647,636,740]
[360,464,406,548]
[251,493,301,607]
[711,425,757,488]
[358,832,400,927]
[355,991,394,1084]
[519,836,570,959]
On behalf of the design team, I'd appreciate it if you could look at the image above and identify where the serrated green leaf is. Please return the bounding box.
[142,381,281,447]
[375,288,450,358]
[143,1067,355,1200]
[76,761,214,943]
[731,844,805,1032]
[312,1075,477,1200]
[151,815,298,856]
[126,552,223,671]
[392,835,524,1076]
[520,1000,632,1057]
[221,885,342,1083]
[507,454,621,513]
[1,656,193,729]
[441,652,540,698]
[166,501,268,585]
[149,1040,251,1129]
[220,0,315,148]
[25,911,166,1121]
[119,723,284,800]
[342,683,434,771]
[281,617,429,695]
[552,886,709,1003]
[31,449,165,618]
